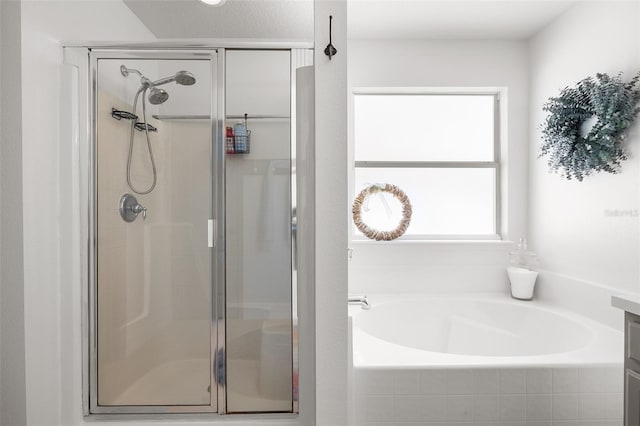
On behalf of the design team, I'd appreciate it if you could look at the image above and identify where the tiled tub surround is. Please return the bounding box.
[352,367,623,426]
[350,295,623,426]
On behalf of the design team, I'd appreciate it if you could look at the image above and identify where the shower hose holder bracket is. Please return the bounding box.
[111,108,138,121]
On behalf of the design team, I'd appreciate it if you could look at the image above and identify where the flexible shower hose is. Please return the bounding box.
[126,86,157,195]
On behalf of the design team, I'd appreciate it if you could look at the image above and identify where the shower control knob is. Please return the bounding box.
[119,193,147,222]
[132,203,147,220]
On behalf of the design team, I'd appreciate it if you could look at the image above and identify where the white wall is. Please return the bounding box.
[1,0,27,424]
[347,39,529,295]
[528,1,640,327]
[314,1,348,425]
[20,2,156,424]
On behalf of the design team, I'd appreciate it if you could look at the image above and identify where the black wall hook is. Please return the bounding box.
[324,15,337,60]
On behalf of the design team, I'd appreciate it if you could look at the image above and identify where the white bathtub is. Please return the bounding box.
[350,294,625,425]
[350,293,623,368]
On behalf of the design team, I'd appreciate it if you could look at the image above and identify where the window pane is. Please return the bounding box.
[354,95,495,162]
[354,168,496,236]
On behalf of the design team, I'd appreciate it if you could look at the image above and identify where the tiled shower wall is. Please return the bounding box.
[97,86,212,405]
[353,367,623,426]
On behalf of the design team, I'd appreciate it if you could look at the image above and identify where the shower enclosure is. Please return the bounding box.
[82,48,312,415]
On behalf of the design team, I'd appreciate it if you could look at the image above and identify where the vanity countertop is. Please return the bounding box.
[612,294,640,317]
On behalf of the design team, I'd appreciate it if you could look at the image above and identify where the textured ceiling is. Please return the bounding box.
[348,1,578,40]
[124,0,577,42]
[123,0,313,41]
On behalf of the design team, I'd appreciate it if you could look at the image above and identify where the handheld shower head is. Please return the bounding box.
[151,71,196,87]
[122,65,194,107]
[174,71,196,86]
[148,87,169,105]
[120,64,196,196]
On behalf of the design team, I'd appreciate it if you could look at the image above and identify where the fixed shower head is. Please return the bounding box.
[148,87,169,105]
[151,71,196,87]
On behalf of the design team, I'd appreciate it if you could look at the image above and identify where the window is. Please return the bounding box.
[352,91,501,240]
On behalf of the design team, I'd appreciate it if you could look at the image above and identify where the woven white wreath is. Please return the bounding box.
[352,184,412,241]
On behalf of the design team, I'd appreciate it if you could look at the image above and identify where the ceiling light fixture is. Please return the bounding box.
[200,0,227,5]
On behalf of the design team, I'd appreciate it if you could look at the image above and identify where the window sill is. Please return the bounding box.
[349,238,514,247]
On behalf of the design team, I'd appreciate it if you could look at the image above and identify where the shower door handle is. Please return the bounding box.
[208,219,215,248]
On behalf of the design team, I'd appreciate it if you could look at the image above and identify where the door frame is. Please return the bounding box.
[87,48,221,415]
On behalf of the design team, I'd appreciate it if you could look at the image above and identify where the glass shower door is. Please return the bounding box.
[92,52,217,412]
[224,49,294,413]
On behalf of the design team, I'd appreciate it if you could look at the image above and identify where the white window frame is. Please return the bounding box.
[350,87,504,241]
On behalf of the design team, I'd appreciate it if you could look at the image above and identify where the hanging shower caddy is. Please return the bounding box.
[226,113,251,154]
[226,114,251,154]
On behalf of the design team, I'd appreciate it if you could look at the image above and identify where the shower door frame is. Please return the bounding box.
[86,48,225,415]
